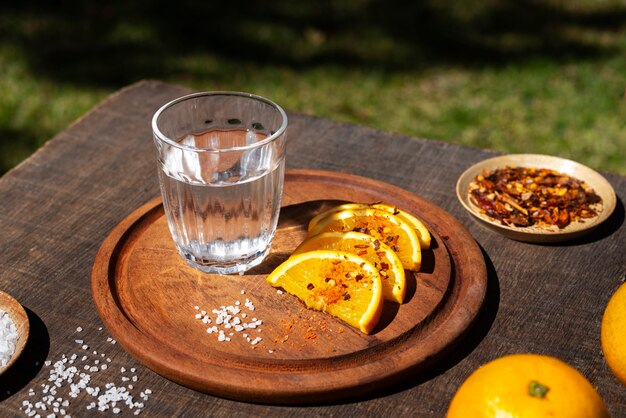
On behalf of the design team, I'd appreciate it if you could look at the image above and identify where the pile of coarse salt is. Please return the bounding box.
[0,308,19,368]
[194,289,265,348]
[20,326,153,417]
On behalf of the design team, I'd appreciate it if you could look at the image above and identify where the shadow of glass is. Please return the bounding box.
[0,308,50,400]
[245,199,349,276]
[277,199,349,230]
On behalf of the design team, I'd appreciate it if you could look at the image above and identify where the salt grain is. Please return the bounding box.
[194,291,265,347]
[0,308,19,368]
[19,326,153,417]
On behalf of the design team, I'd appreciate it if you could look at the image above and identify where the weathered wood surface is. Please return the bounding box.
[1,80,625,416]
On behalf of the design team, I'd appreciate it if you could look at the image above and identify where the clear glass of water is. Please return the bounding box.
[152,92,288,274]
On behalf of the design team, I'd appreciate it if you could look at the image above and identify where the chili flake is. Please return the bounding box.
[469,166,602,229]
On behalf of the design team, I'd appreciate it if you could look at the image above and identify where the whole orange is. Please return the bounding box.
[447,353,609,418]
[601,281,626,387]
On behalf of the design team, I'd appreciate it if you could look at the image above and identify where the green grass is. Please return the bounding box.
[1,1,625,175]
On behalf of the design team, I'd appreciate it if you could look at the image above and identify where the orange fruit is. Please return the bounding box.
[266,250,383,334]
[370,203,431,250]
[601,281,626,387]
[292,231,406,303]
[447,353,609,418]
[308,208,421,271]
[307,203,364,232]
[308,203,431,249]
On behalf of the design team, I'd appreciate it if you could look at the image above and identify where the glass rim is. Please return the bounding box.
[151,91,288,153]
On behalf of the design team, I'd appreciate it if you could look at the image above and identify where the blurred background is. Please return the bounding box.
[1,0,625,176]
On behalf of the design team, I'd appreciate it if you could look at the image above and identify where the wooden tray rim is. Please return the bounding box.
[92,169,487,403]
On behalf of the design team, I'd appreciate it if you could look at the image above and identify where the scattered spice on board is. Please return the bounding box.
[0,308,18,369]
[304,327,318,340]
[268,308,346,352]
[469,166,602,229]
[19,326,153,417]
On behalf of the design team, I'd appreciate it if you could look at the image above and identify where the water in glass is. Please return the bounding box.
[157,128,285,274]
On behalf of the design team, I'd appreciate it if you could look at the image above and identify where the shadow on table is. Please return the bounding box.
[304,245,500,406]
[553,195,625,247]
[0,308,50,400]
[384,245,499,392]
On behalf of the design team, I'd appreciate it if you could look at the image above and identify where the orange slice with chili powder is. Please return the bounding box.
[293,231,406,304]
[308,208,422,271]
[266,250,383,334]
[308,203,431,250]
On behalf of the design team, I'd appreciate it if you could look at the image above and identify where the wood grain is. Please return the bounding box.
[92,169,487,403]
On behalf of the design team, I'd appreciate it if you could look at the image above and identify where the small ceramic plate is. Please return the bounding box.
[0,290,29,375]
[456,154,617,243]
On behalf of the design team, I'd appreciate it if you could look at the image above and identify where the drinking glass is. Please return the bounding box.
[152,92,288,274]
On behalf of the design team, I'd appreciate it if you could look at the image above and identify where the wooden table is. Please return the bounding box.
[1,80,625,416]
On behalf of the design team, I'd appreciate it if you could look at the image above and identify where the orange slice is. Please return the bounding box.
[308,208,421,271]
[266,250,383,334]
[308,203,431,250]
[370,204,431,250]
[293,231,406,303]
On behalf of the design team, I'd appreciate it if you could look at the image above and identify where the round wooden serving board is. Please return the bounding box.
[92,169,487,404]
